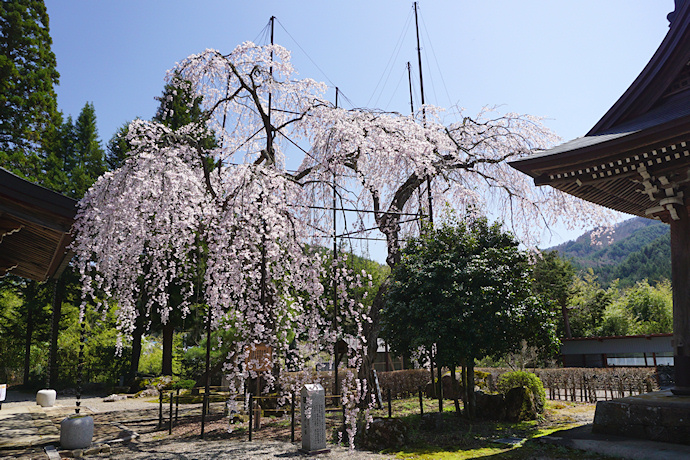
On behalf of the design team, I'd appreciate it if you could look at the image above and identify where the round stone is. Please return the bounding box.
[60,415,94,450]
[36,389,56,407]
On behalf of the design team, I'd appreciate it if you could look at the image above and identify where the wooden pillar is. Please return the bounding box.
[671,205,690,395]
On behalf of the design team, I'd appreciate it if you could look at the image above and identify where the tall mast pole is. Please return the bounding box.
[409,62,425,232]
[414,2,433,225]
[267,16,275,164]
[414,3,425,108]
[407,62,415,115]
[333,88,340,399]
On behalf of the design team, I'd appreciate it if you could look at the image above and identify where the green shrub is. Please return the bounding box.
[474,369,491,390]
[173,379,196,390]
[497,370,546,413]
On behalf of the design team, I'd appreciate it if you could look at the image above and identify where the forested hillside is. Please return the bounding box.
[551,217,670,288]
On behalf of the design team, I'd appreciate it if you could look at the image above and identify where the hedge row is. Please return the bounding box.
[536,367,658,402]
[478,367,658,402]
[376,369,431,398]
[284,366,658,402]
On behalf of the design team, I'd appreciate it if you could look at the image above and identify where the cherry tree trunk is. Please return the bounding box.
[162,322,174,376]
[359,279,388,401]
[128,318,144,382]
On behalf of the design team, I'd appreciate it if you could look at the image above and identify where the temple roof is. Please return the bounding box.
[0,168,77,281]
[510,1,690,221]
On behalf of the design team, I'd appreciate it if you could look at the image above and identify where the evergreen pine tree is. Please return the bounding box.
[106,121,134,171]
[0,0,60,180]
[153,77,216,150]
[68,102,105,198]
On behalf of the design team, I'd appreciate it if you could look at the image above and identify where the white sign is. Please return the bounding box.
[0,384,6,402]
[300,383,327,453]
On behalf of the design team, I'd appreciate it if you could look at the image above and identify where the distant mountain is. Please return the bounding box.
[550,217,670,288]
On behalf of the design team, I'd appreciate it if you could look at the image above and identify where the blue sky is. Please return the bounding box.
[44,0,675,250]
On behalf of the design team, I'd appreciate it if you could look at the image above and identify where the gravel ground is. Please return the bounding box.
[2,390,396,459]
[107,438,395,459]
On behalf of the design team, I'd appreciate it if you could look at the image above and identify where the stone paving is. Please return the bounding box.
[0,404,60,449]
[0,391,396,459]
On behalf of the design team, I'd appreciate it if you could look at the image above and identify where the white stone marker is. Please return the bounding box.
[36,389,56,407]
[300,383,328,454]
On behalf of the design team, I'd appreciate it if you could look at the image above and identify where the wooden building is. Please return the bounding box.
[561,333,673,369]
[511,0,690,395]
[0,167,76,282]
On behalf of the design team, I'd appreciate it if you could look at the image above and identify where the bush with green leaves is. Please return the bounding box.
[497,370,546,413]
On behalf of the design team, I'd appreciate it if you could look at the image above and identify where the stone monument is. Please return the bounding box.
[300,383,329,454]
[60,415,94,450]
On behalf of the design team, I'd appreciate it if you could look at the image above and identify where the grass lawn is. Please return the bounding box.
[367,398,612,459]
[147,390,611,458]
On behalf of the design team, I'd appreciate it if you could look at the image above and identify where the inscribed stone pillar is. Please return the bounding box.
[300,383,327,453]
[671,204,690,395]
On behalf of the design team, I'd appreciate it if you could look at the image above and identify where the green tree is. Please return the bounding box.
[106,121,135,170]
[0,276,53,386]
[40,114,70,192]
[67,102,106,197]
[599,279,672,336]
[567,270,620,337]
[382,214,557,418]
[39,102,106,198]
[0,0,60,179]
[533,250,576,339]
[131,80,216,377]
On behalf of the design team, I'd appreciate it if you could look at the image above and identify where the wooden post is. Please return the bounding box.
[671,206,690,395]
[429,349,435,398]
[248,394,253,441]
[175,388,180,423]
[169,392,173,434]
[290,392,295,443]
[385,343,390,372]
[158,390,163,427]
[437,359,443,413]
[201,304,212,439]
[342,397,347,443]
[255,399,261,430]
[653,352,661,388]
[387,388,392,418]
[418,389,423,415]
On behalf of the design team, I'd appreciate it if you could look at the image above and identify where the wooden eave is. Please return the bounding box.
[510,117,690,219]
[511,114,690,182]
[0,168,77,281]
